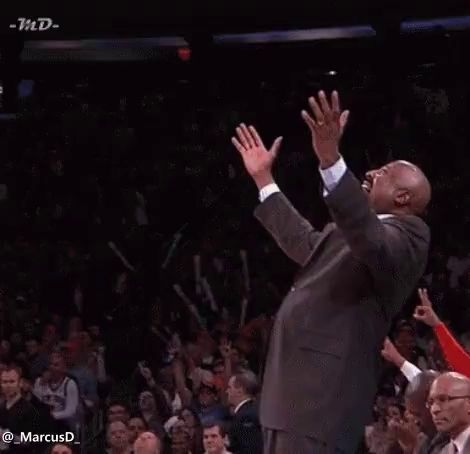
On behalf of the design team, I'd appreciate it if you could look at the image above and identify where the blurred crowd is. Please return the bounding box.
[0,59,468,454]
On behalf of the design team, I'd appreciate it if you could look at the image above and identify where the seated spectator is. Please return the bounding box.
[226,370,262,454]
[202,421,232,454]
[106,420,133,454]
[388,371,448,454]
[133,431,162,454]
[428,372,470,453]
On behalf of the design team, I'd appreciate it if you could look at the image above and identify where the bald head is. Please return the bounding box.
[429,372,470,438]
[363,160,431,216]
[390,161,432,215]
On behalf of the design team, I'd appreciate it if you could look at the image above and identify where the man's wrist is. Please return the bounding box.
[318,150,341,169]
[253,173,274,190]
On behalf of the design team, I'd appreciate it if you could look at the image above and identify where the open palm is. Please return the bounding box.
[232,123,282,179]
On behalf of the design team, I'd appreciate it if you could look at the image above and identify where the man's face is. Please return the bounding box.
[51,444,72,454]
[362,163,404,214]
[203,426,225,454]
[49,354,66,379]
[226,376,240,406]
[139,391,155,412]
[107,421,130,450]
[171,421,190,453]
[198,386,217,408]
[134,431,161,454]
[25,340,39,356]
[128,417,146,443]
[107,405,130,423]
[1,370,21,399]
[429,377,470,436]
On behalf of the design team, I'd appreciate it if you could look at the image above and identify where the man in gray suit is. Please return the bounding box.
[428,372,470,454]
[231,91,432,454]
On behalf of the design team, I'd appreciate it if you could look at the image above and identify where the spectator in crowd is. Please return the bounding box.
[0,366,41,452]
[226,370,262,454]
[32,351,80,435]
[414,289,470,377]
[428,372,470,453]
[133,431,162,454]
[202,421,232,454]
[179,406,204,454]
[389,371,448,454]
[106,420,133,454]
[138,390,165,437]
[48,444,75,454]
[25,337,48,379]
[169,418,193,454]
[128,416,148,444]
[106,401,131,424]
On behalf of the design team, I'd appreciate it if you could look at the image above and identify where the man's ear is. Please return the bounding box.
[394,189,411,207]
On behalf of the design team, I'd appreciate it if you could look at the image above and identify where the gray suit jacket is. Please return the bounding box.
[254,170,430,452]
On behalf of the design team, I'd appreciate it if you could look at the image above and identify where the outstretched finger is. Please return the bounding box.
[270,136,283,158]
[249,126,265,148]
[240,123,255,148]
[236,126,250,149]
[418,288,432,307]
[318,90,333,122]
[308,96,325,124]
[331,90,341,116]
[232,137,246,155]
[301,110,316,132]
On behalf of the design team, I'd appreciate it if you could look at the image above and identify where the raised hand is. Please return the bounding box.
[414,288,441,327]
[381,337,405,368]
[301,90,349,168]
[232,123,283,189]
[219,338,232,359]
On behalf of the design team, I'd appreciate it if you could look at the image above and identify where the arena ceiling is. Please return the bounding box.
[1,0,469,40]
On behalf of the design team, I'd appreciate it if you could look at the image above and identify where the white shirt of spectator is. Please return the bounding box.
[452,424,470,454]
[32,376,79,422]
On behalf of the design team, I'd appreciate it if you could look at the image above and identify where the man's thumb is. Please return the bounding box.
[340,110,350,132]
[270,137,283,157]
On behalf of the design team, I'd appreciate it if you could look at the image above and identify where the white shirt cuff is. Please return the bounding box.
[400,360,421,382]
[319,156,347,196]
[259,183,281,202]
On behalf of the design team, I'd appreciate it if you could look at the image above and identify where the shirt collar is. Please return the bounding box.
[234,398,252,414]
[378,214,394,220]
[453,425,470,453]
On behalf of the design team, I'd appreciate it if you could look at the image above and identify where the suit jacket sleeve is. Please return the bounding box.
[253,192,323,266]
[324,170,430,293]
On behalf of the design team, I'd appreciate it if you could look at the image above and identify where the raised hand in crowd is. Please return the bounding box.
[381,337,406,368]
[414,288,442,327]
[232,123,283,189]
[301,90,349,168]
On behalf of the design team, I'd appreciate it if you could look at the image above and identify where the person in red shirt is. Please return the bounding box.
[414,288,470,377]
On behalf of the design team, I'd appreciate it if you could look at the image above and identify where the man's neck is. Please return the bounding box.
[5,393,21,409]
[450,422,470,440]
